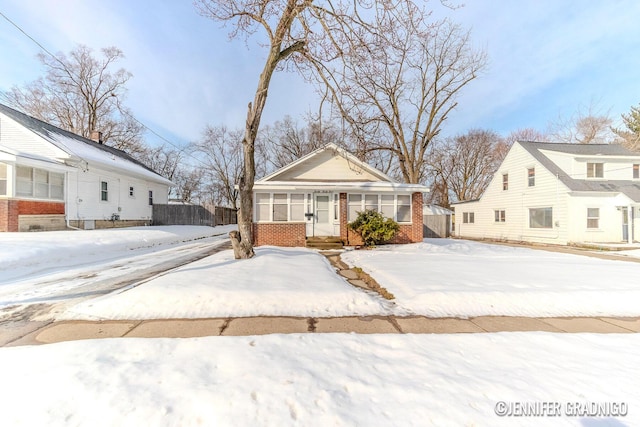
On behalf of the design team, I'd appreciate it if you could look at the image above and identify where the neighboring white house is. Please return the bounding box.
[452,141,640,245]
[0,103,172,232]
[252,143,429,246]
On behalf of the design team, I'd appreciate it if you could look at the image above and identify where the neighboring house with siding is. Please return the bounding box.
[452,141,640,245]
[0,103,172,232]
[252,143,429,247]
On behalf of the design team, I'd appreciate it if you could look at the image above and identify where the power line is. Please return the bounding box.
[0,8,209,169]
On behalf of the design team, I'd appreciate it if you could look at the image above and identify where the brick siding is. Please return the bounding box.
[0,199,19,232]
[253,222,307,247]
[18,200,65,215]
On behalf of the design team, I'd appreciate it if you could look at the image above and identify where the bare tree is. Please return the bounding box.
[427,129,501,207]
[308,10,487,184]
[193,126,246,209]
[195,0,405,258]
[548,103,615,144]
[612,103,640,152]
[1,44,145,153]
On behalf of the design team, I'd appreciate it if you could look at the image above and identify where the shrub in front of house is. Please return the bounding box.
[348,209,400,247]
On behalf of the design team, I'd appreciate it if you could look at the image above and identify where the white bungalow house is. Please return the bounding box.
[0,103,172,232]
[451,141,640,245]
[252,143,429,246]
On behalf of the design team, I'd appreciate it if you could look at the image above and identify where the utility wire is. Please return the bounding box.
[0,8,209,169]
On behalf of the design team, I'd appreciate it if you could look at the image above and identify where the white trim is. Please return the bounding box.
[254,181,428,193]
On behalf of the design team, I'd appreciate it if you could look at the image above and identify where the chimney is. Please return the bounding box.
[90,130,103,144]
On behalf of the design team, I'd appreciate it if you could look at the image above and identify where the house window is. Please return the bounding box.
[255,193,307,222]
[129,186,135,197]
[256,193,270,221]
[586,163,603,178]
[527,168,535,187]
[333,194,339,221]
[462,212,475,224]
[396,195,411,222]
[15,166,64,200]
[502,173,508,190]
[380,194,395,218]
[148,190,153,206]
[290,193,305,221]
[587,208,599,229]
[347,193,412,223]
[634,164,639,179]
[529,207,552,228]
[0,163,7,195]
[348,194,362,221]
[100,181,108,201]
[494,209,506,223]
[272,193,288,221]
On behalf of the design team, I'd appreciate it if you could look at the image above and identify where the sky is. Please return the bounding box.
[1,0,639,149]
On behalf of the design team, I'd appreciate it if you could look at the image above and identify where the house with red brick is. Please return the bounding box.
[252,143,429,247]
[0,103,172,232]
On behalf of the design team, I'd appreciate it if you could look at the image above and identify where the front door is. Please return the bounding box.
[313,194,334,236]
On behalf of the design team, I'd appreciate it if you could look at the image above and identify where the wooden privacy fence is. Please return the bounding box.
[153,204,237,227]
[423,214,451,238]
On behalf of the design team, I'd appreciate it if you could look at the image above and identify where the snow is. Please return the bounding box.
[1,230,639,425]
[60,246,390,320]
[0,333,637,426]
[341,239,640,318]
[0,225,235,284]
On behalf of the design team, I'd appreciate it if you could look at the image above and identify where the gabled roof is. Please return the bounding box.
[257,143,396,183]
[518,141,640,202]
[0,103,172,185]
[255,142,429,193]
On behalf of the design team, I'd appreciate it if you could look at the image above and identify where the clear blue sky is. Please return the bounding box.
[1,0,639,148]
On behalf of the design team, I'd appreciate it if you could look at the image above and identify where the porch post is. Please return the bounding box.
[628,204,633,244]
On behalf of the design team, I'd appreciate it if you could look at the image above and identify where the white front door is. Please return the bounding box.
[313,193,334,236]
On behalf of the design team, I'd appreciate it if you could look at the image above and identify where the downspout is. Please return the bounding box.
[65,170,82,230]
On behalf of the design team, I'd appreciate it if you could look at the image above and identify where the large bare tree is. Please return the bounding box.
[308,10,487,184]
[195,0,407,258]
[427,129,502,207]
[1,44,145,154]
[548,103,615,145]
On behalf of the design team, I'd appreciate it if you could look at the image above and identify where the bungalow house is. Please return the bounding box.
[452,141,640,245]
[0,103,172,232]
[252,143,429,247]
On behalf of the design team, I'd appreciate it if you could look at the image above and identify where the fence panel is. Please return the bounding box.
[423,215,450,238]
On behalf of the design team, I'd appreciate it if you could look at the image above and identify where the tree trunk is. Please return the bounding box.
[229,230,253,259]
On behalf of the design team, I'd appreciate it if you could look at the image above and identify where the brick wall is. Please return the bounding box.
[253,222,307,247]
[0,199,19,232]
[341,192,423,245]
[18,200,65,215]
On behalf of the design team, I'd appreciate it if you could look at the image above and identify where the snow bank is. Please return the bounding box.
[0,333,636,426]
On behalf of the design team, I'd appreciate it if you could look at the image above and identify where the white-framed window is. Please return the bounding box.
[100,181,108,201]
[148,190,154,206]
[129,186,135,197]
[587,163,603,178]
[255,192,307,222]
[290,193,305,221]
[494,209,506,223]
[527,167,535,187]
[633,164,639,179]
[333,193,339,221]
[347,193,412,223]
[0,163,8,196]
[587,208,599,229]
[15,166,64,200]
[529,207,552,229]
[502,173,508,190]
[463,212,475,224]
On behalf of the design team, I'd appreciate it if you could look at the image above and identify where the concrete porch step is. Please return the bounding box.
[306,236,344,249]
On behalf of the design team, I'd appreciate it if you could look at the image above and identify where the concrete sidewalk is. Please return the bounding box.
[3,315,639,347]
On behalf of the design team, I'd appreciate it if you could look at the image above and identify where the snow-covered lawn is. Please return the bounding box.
[60,246,389,320]
[342,239,640,318]
[0,333,636,426]
[0,225,236,284]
